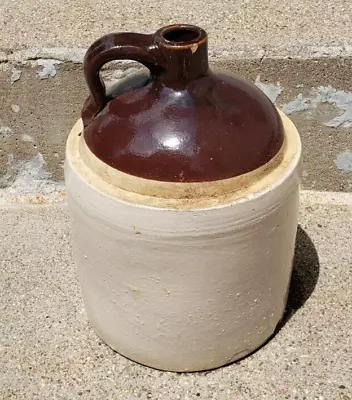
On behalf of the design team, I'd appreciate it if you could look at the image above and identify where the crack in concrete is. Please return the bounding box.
[1,42,352,64]
[282,86,352,128]
[254,75,282,103]
[37,59,62,79]
[0,153,65,204]
[334,152,352,173]
[10,68,21,84]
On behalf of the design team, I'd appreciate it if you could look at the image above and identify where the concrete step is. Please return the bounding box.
[1,1,352,201]
[0,191,351,399]
[1,57,352,206]
[1,0,351,58]
[1,1,351,397]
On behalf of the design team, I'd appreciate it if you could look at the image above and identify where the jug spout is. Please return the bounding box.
[154,24,209,85]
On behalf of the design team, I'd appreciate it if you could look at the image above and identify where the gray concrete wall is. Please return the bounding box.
[1,3,351,398]
[1,0,352,58]
[1,57,351,204]
[1,0,352,203]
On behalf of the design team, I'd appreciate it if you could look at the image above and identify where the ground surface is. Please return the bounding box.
[1,58,352,202]
[1,1,352,398]
[0,193,351,400]
[0,0,351,58]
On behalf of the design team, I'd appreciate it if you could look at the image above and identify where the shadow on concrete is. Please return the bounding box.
[221,225,321,371]
[197,225,320,374]
[279,224,320,328]
[96,224,320,374]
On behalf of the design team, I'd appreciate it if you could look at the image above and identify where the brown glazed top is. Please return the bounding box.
[82,25,284,182]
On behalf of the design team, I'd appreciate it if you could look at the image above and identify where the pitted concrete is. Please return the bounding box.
[1,57,351,204]
[0,192,351,399]
[1,0,352,59]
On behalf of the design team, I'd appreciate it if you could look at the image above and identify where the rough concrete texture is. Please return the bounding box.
[0,192,351,399]
[0,0,352,59]
[1,57,351,204]
[1,1,351,398]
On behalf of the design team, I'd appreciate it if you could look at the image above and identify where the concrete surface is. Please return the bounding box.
[1,1,351,398]
[0,0,352,59]
[0,191,351,399]
[1,0,351,200]
[1,57,351,203]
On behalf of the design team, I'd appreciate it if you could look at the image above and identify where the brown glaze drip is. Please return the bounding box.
[82,25,284,182]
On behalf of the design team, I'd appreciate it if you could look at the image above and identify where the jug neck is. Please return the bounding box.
[153,25,209,85]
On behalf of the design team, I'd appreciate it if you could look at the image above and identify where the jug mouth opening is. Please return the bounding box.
[162,27,201,44]
[156,25,207,47]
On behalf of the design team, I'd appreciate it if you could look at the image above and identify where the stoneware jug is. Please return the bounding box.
[65,24,302,372]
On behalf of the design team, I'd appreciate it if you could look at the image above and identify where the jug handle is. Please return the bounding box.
[82,32,164,126]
